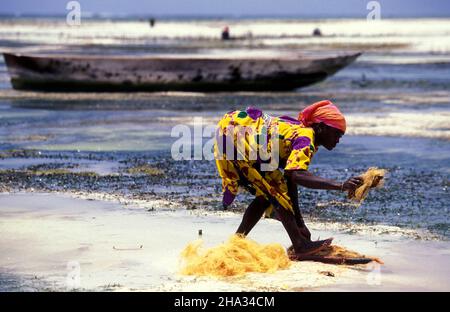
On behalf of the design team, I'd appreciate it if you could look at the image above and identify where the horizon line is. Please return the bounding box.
[1,13,450,20]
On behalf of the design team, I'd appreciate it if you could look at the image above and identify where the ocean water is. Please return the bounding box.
[1,17,449,139]
[0,17,449,238]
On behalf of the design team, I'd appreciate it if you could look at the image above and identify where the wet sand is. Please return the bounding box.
[1,193,449,292]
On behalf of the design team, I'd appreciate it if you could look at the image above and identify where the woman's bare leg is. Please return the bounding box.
[236,196,270,236]
[236,197,332,256]
[274,204,333,256]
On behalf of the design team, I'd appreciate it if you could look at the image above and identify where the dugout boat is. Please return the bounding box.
[3,50,361,92]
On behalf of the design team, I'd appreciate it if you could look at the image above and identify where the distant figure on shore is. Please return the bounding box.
[221,26,230,40]
[312,27,322,37]
[149,18,156,28]
[357,73,369,88]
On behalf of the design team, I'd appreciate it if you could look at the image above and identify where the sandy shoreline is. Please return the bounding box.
[1,192,448,292]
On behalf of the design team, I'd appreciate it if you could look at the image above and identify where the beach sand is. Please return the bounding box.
[1,192,448,292]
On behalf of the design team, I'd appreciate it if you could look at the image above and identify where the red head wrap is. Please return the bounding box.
[298,100,346,133]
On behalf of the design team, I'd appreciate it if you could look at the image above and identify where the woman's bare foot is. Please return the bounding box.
[294,238,333,258]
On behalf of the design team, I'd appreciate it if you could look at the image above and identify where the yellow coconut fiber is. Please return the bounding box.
[348,167,386,202]
[179,234,291,277]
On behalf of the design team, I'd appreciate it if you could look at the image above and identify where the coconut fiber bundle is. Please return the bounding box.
[180,234,291,277]
[348,167,386,202]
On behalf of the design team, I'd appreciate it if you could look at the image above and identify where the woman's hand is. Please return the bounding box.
[342,176,363,192]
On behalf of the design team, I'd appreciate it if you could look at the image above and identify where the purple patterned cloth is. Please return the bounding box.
[222,188,236,207]
[291,136,311,150]
[279,115,301,124]
[246,106,263,120]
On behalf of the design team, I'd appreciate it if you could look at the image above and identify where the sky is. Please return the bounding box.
[0,0,449,18]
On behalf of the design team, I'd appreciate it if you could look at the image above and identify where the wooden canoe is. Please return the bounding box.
[3,51,361,92]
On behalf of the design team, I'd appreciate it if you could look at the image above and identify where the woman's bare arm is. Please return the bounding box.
[287,178,312,238]
[285,170,362,191]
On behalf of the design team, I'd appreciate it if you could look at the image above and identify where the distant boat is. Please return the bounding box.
[2,51,361,92]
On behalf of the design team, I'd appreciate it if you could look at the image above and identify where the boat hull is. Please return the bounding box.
[3,52,360,92]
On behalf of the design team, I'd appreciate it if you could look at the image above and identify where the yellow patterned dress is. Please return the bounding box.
[214,107,318,216]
